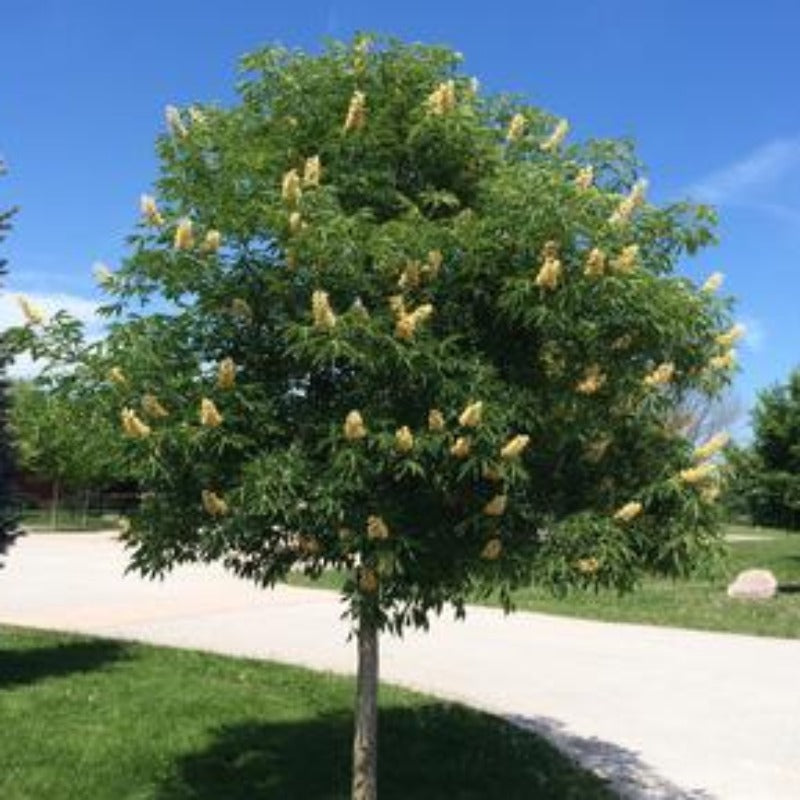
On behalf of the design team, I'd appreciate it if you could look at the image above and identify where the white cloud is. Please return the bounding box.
[688,137,800,205]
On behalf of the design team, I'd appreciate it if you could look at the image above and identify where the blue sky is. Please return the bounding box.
[1,0,798,433]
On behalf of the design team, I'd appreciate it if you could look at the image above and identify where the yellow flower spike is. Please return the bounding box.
[395,426,414,453]
[139,194,164,226]
[540,118,569,152]
[694,432,730,461]
[506,113,526,143]
[303,155,321,187]
[534,257,562,290]
[576,365,606,395]
[188,106,206,126]
[679,463,717,485]
[701,272,724,293]
[709,350,737,370]
[388,295,406,318]
[426,249,443,278]
[574,165,594,190]
[359,567,379,593]
[715,323,746,348]
[281,169,302,206]
[613,501,643,522]
[481,538,502,561]
[576,557,600,575]
[583,436,612,463]
[428,409,446,432]
[643,362,675,388]
[398,261,422,290]
[231,298,253,321]
[202,230,221,253]
[121,408,151,438]
[500,434,530,460]
[217,357,236,390]
[483,494,507,517]
[450,436,471,459]
[610,334,633,351]
[289,211,304,235]
[141,394,169,419]
[700,484,722,503]
[93,262,114,286]
[412,304,433,324]
[343,90,366,132]
[482,465,502,482]
[611,244,639,274]
[108,367,128,386]
[165,105,188,138]
[200,398,223,428]
[174,218,194,250]
[344,410,367,441]
[17,296,46,326]
[201,489,228,517]
[584,248,606,278]
[394,304,433,340]
[609,179,648,226]
[366,515,390,540]
[458,401,483,428]
[311,290,337,330]
[426,80,457,115]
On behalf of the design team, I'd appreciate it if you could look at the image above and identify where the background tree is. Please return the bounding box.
[9,37,737,799]
[1,162,20,560]
[729,369,800,530]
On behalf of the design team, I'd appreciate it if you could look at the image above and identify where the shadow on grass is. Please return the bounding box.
[0,637,128,690]
[157,704,616,800]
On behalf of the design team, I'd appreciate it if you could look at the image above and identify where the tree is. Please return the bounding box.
[10,380,126,527]
[1,162,19,560]
[731,369,800,530]
[10,36,736,798]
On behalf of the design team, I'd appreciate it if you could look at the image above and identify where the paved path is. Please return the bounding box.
[2,533,799,800]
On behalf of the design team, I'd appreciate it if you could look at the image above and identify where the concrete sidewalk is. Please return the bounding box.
[2,533,799,800]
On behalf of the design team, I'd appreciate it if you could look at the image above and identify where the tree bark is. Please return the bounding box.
[50,479,60,530]
[352,612,379,800]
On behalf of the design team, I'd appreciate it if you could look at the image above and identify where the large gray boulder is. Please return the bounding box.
[727,569,778,600]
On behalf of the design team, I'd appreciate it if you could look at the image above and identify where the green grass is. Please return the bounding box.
[288,526,800,639]
[0,626,613,800]
[19,509,119,532]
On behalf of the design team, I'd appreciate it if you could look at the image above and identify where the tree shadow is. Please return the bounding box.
[509,714,715,800]
[156,704,616,800]
[778,582,800,594]
[0,636,128,690]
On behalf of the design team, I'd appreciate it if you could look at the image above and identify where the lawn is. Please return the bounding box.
[288,526,800,639]
[19,508,119,532]
[0,626,613,800]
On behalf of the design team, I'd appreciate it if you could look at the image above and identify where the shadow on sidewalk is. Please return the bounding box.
[509,714,715,800]
[0,635,128,690]
[155,703,617,800]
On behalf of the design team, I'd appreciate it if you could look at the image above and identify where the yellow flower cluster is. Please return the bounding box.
[303,155,321,187]
[398,261,421,290]
[426,249,443,278]
[202,230,221,253]
[450,436,471,459]
[281,169,302,206]
[426,80,456,115]
[643,362,675,388]
[576,557,600,575]
[121,408,151,438]
[141,394,169,419]
[701,272,724,293]
[715,323,745,348]
[359,568,379,593]
[200,398,223,428]
[506,113,526,142]
[540,119,569,152]
[500,434,530,460]
[367,515,389,540]
[613,501,643,522]
[17,296,46,326]
[174,218,194,250]
[611,244,639,274]
[289,211,304,235]
[231,298,253,320]
[693,432,730,461]
[217,358,236,390]
[534,241,563,290]
[584,248,606,277]
[93,262,113,286]
[140,194,164,226]
[709,350,736,371]
[609,179,648,226]
[343,90,366,132]
[165,105,188,138]
[700,484,721,503]
[395,303,433,340]
[108,367,127,386]
[202,489,228,517]
[428,409,446,431]
[679,463,716,485]
[458,401,483,428]
[312,290,337,330]
[576,365,606,395]
[574,165,594,190]
[481,538,502,560]
[483,494,507,516]
[344,410,367,440]
[395,426,414,452]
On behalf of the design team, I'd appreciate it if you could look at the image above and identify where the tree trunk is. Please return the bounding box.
[352,613,379,800]
[50,479,60,530]
[81,489,90,529]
